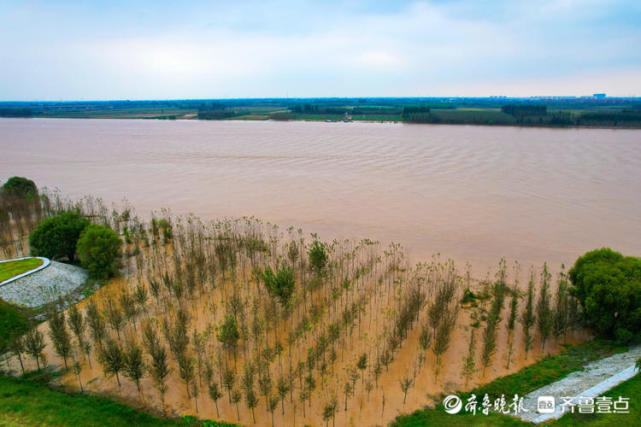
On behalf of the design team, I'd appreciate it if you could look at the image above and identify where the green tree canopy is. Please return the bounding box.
[1,176,38,200]
[261,265,295,307]
[29,212,89,261]
[569,248,641,339]
[308,240,328,274]
[76,224,122,279]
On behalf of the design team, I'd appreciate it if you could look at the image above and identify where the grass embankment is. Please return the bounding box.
[0,299,30,352]
[0,258,43,283]
[393,339,629,426]
[0,373,235,427]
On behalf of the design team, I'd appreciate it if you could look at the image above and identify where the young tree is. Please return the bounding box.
[277,376,289,415]
[506,286,519,369]
[98,338,124,386]
[232,389,242,421]
[258,374,272,413]
[553,270,569,341]
[537,264,553,351]
[208,381,223,418]
[356,353,368,385]
[223,366,236,403]
[262,265,296,307]
[86,300,106,345]
[123,339,145,392]
[268,395,280,427]
[400,376,414,404]
[308,240,328,275]
[8,336,26,374]
[461,329,476,387]
[67,304,86,350]
[433,307,458,379]
[218,315,240,365]
[48,308,72,369]
[24,327,46,371]
[72,359,84,393]
[520,272,536,359]
[323,397,338,427]
[246,389,259,424]
[147,341,170,410]
[105,297,124,340]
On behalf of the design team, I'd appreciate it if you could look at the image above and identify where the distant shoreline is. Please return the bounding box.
[2,115,640,130]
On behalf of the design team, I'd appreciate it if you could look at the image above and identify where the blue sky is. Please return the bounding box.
[1,0,640,100]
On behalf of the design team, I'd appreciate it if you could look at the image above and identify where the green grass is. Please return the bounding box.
[0,258,43,283]
[555,374,641,426]
[0,374,235,426]
[393,339,627,426]
[0,299,30,352]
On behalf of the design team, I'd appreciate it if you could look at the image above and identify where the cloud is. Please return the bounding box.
[0,0,639,99]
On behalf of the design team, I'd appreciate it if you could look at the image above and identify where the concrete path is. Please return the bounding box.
[0,260,88,307]
[517,346,641,423]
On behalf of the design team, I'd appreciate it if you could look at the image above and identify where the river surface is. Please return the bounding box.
[1,118,640,273]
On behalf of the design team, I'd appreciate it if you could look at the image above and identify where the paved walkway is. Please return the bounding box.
[0,260,88,307]
[518,346,641,423]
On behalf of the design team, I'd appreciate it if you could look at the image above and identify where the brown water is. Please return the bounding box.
[2,118,640,272]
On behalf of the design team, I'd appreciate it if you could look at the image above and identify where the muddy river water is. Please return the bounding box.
[2,118,640,273]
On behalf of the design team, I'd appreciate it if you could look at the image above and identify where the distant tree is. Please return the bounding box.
[1,176,38,200]
[29,212,89,261]
[76,224,122,279]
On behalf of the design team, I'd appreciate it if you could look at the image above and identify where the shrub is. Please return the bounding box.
[76,224,122,279]
[29,212,89,261]
[569,248,641,339]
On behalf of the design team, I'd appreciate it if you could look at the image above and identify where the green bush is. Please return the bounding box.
[569,248,641,339]
[76,224,122,280]
[1,176,38,200]
[29,212,89,261]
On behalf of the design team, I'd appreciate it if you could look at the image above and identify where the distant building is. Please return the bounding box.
[593,93,606,99]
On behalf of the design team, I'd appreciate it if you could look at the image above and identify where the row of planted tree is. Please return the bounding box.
[2,192,585,426]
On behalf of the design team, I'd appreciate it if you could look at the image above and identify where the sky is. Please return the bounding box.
[1,0,640,100]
